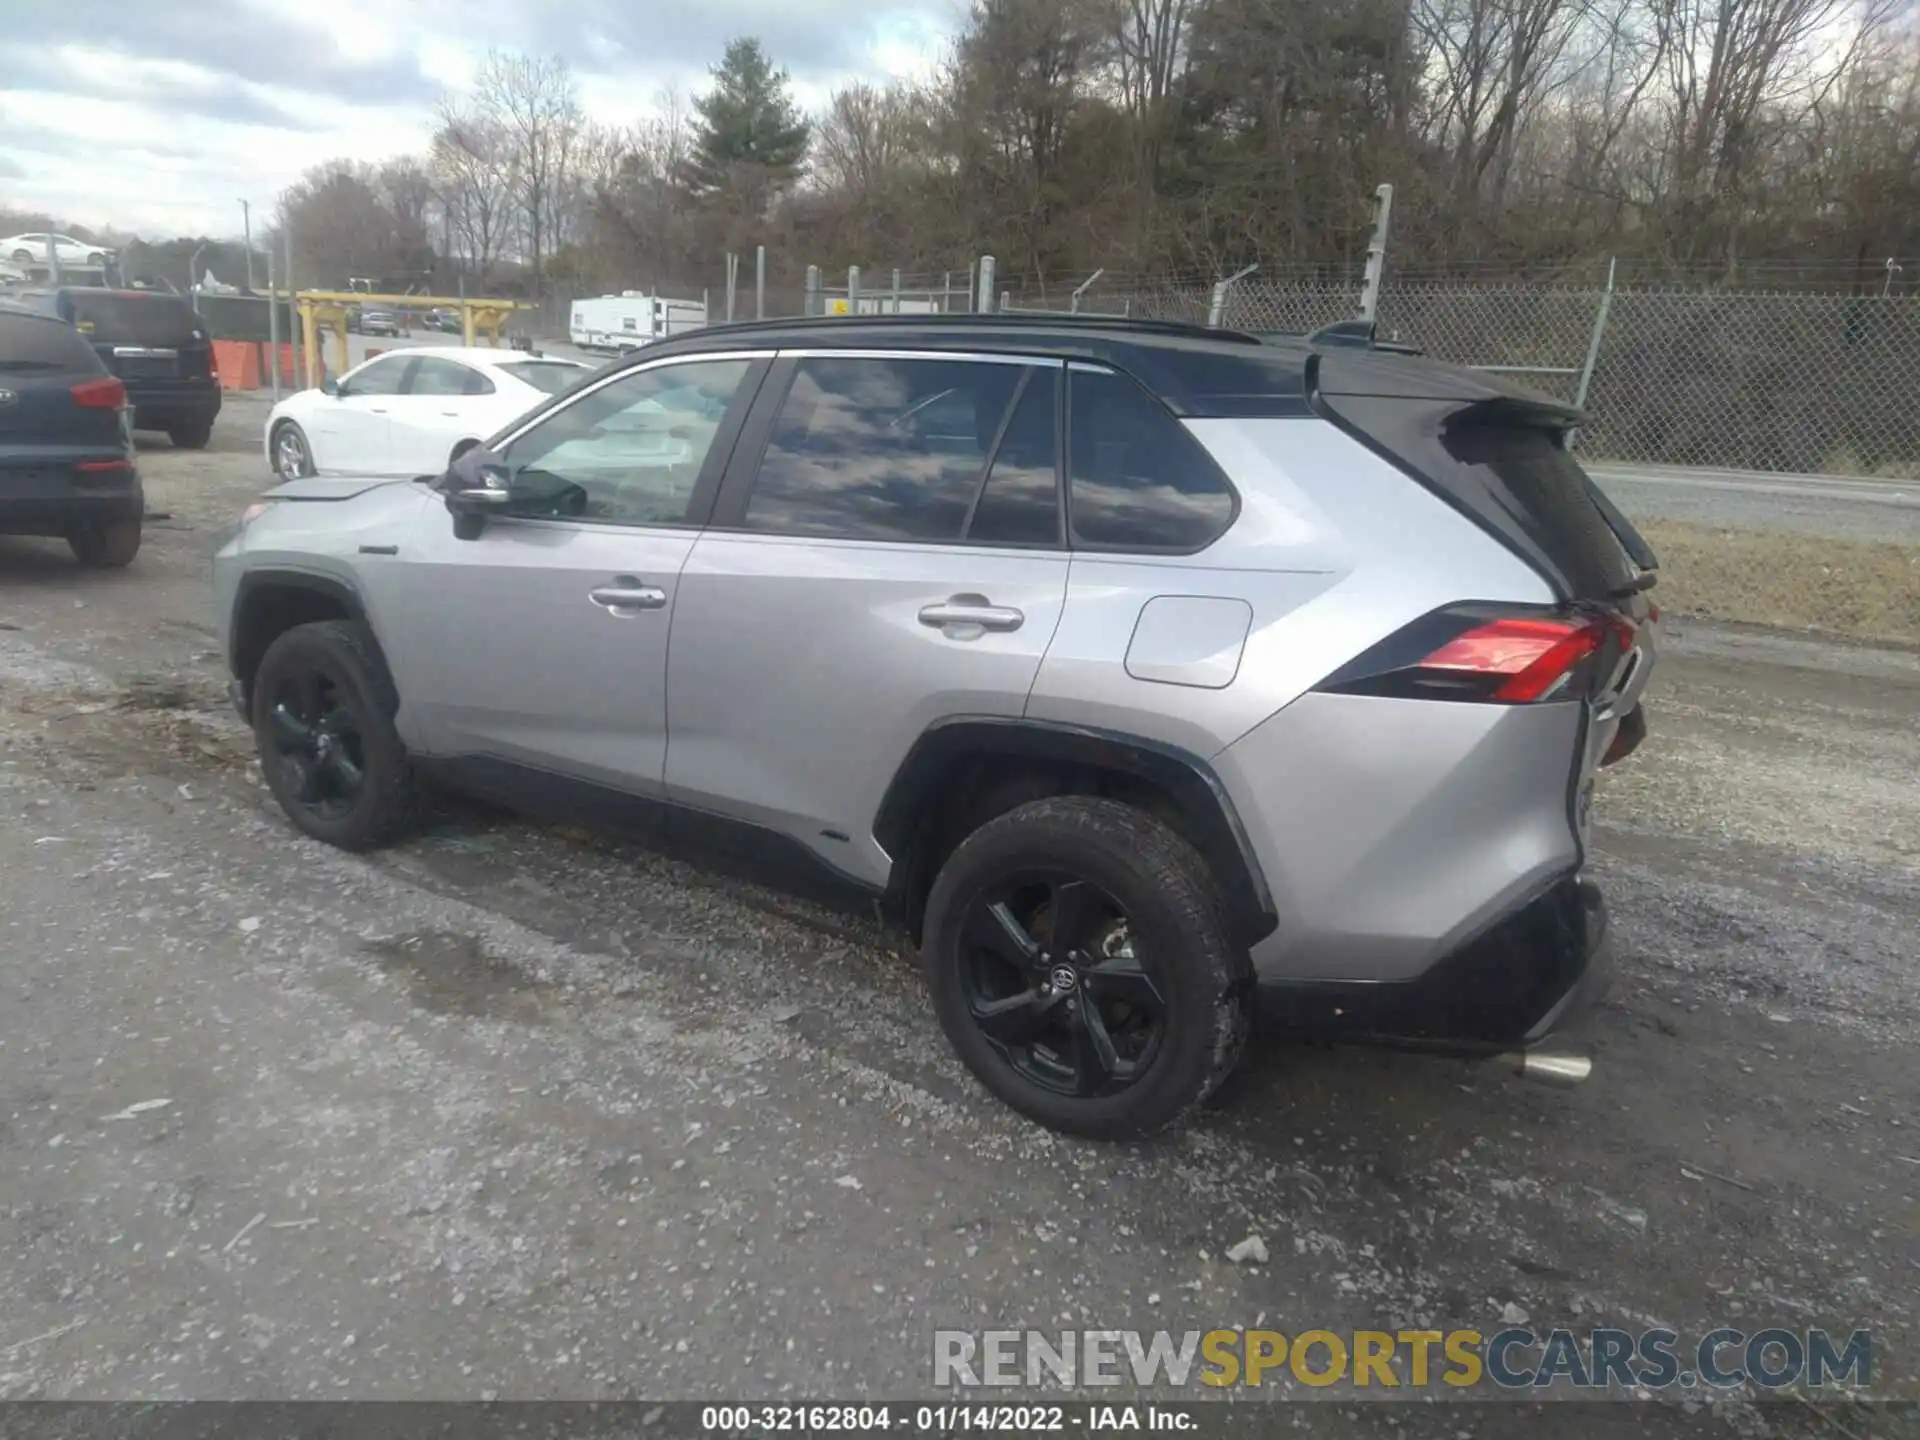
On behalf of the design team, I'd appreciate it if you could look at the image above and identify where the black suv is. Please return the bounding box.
[11,287,220,449]
[0,303,143,566]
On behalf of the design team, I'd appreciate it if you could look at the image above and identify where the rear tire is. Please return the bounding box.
[922,796,1250,1140]
[252,620,416,851]
[68,514,141,568]
[169,419,213,450]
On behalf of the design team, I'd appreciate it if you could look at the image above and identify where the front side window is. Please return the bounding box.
[1068,368,1236,551]
[342,355,413,397]
[742,356,1058,544]
[409,357,491,397]
[497,358,752,527]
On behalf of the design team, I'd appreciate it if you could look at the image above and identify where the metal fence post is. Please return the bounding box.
[267,247,281,403]
[805,265,821,317]
[848,265,862,314]
[977,256,996,314]
[756,246,766,320]
[942,271,952,312]
[891,268,902,316]
[1208,264,1258,327]
[1573,256,1617,416]
[1070,268,1105,313]
[1358,183,1394,322]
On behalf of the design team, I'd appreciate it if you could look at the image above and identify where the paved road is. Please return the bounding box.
[1588,462,1920,543]
[0,404,1911,1427]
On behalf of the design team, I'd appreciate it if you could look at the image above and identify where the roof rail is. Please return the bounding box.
[665,310,1270,347]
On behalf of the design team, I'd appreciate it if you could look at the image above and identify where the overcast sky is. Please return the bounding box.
[0,0,953,239]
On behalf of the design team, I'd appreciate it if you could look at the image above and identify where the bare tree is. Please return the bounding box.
[472,50,584,288]
[429,99,515,280]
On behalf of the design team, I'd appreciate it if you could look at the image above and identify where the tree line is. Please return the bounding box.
[14,0,1918,300]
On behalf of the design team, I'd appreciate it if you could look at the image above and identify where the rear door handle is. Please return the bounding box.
[919,596,1024,633]
[590,579,668,613]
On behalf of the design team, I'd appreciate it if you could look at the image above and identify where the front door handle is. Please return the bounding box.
[919,596,1025,633]
[590,579,668,614]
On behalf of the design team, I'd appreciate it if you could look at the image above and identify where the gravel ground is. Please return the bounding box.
[0,401,1914,1434]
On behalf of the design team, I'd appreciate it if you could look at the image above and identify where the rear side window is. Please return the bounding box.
[66,292,202,346]
[0,309,105,373]
[1067,368,1236,551]
[743,356,1059,544]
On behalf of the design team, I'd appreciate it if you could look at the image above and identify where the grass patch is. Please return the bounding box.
[1637,519,1920,646]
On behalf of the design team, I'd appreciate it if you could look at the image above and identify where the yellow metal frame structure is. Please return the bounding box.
[293,291,533,388]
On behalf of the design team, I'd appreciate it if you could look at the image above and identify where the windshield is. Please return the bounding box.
[499,361,587,396]
[67,292,203,347]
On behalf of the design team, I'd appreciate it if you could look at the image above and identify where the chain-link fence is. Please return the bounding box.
[543,265,1920,477]
[1020,274,1920,478]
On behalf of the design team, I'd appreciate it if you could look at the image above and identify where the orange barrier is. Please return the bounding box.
[211,339,301,391]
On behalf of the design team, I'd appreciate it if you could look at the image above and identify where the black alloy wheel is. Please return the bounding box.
[923,795,1249,1139]
[958,870,1166,1098]
[264,663,368,822]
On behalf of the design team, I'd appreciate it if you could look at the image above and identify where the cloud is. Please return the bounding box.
[0,0,953,237]
[0,50,327,131]
[0,0,440,106]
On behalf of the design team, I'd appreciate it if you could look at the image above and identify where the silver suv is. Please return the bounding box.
[213,315,1658,1139]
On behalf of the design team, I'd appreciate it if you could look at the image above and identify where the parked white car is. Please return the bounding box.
[2,233,112,268]
[264,347,591,480]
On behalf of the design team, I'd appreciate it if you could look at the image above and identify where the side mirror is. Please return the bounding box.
[321,377,341,397]
[445,460,515,540]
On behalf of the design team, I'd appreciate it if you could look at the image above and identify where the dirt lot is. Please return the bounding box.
[0,399,1915,1432]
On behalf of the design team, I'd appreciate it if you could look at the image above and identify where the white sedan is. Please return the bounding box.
[264,346,592,480]
[1,232,112,268]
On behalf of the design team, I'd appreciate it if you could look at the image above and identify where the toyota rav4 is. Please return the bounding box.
[213,314,1657,1139]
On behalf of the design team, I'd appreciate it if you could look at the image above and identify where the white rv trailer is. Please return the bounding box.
[569,292,708,353]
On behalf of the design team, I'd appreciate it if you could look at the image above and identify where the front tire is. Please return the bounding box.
[271,421,314,479]
[922,796,1249,1140]
[252,620,416,851]
[68,514,141,567]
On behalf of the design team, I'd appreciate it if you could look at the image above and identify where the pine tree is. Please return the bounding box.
[683,38,812,204]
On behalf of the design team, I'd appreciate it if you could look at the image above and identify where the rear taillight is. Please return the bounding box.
[1420,615,1610,703]
[1317,606,1633,705]
[75,459,132,472]
[71,376,126,408]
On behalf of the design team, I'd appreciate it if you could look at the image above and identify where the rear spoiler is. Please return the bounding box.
[1304,319,1426,356]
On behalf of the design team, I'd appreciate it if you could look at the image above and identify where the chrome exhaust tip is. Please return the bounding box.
[1496,1049,1593,1087]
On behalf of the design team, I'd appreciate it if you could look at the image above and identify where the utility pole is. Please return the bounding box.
[239,199,255,292]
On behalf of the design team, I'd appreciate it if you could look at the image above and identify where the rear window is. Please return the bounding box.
[499,361,587,396]
[0,308,105,373]
[1440,418,1637,599]
[67,292,203,347]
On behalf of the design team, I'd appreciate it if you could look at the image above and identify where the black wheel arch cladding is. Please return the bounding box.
[874,717,1278,950]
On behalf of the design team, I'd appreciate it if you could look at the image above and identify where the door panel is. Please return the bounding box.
[309,354,412,473]
[665,534,1069,885]
[385,355,766,792]
[664,352,1070,888]
[391,507,694,793]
